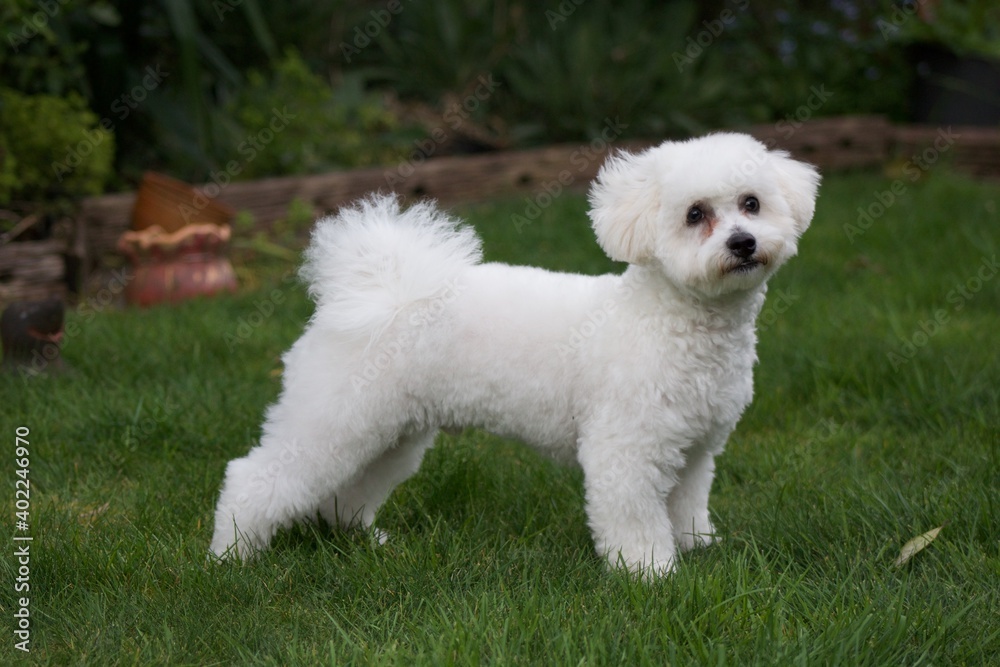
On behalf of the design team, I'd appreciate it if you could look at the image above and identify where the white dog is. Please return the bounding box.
[211,132,820,575]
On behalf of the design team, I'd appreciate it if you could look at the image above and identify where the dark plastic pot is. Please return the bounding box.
[909,43,1000,126]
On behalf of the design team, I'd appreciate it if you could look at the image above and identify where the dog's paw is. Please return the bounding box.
[675,517,719,552]
[207,542,256,564]
[209,526,269,562]
[676,531,719,552]
[606,547,677,579]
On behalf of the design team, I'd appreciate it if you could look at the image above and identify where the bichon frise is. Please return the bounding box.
[211,132,820,576]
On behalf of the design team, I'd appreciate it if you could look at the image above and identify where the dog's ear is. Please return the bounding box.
[588,149,660,264]
[771,151,821,234]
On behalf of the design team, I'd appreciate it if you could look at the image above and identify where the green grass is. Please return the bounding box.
[2,169,998,665]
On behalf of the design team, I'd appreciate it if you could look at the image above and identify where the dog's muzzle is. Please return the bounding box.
[724,231,764,274]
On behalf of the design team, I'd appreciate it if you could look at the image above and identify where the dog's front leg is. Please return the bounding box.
[668,443,720,552]
[578,436,685,577]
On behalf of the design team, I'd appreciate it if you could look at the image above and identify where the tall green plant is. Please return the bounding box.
[153,0,277,171]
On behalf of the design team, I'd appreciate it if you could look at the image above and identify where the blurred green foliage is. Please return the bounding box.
[0,88,114,208]
[1,0,972,200]
[889,0,1000,59]
[717,0,913,122]
[358,0,915,142]
[0,134,17,206]
[0,0,119,99]
[228,50,411,179]
[499,1,727,140]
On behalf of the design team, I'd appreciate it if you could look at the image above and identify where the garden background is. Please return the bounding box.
[1,0,999,664]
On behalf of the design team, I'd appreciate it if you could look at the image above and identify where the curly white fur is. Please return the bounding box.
[211,132,820,576]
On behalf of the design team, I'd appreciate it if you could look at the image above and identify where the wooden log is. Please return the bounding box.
[893,125,1000,178]
[0,239,66,304]
[0,282,66,304]
[743,115,892,169]
[78,141,640,264]
[78,116,1000,270]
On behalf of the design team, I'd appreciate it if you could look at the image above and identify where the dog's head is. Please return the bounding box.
[588,133,820,298]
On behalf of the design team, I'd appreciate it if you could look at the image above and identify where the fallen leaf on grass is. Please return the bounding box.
[893,525,944,567]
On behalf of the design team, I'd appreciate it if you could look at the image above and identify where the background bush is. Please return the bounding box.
[0,87,114,209]
[0,0,113,99]
[0,0,936,192]
[226,50,412,180]
[359,0,913,141]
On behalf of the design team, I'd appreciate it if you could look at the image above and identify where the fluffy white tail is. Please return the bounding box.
[300,195,482,340]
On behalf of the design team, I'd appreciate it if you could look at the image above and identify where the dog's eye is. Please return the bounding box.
[686,206,705,225]
[742,195,760,214]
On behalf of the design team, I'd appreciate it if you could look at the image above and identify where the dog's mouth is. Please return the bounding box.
[725,256,765,275]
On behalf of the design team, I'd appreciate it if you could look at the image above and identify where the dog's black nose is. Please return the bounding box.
[726,231,756,259]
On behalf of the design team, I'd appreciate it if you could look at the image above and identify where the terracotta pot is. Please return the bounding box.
[132,171,234,234]
[117,224,238,307]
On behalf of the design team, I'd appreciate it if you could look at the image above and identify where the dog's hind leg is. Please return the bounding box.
[209,413,391,560]
[317,429,437,542]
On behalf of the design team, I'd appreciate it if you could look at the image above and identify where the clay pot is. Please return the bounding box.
[117,224,238,306]
[132,171,234,234]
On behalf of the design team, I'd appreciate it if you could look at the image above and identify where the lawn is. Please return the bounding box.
[2,168,998,665]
